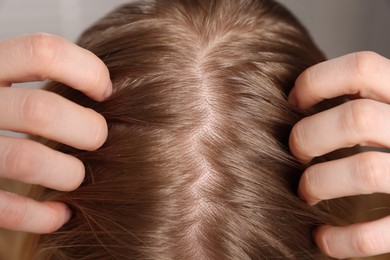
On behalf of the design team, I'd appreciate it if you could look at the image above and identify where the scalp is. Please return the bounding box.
[32,1,346,259]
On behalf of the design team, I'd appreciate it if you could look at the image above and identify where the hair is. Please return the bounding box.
[22,0,354,259]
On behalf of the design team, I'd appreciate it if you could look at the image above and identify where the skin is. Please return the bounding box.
[0,33,111,234]
[289,51,390,259]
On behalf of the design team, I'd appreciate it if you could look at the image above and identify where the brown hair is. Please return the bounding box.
[29,0,352,259]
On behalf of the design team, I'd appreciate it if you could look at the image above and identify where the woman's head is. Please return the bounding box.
[32,0,349,259]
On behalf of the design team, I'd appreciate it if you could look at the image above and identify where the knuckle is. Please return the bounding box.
[19,90,57,130]
[354,153,388,193]
[3,142,31,178]
[28,33,61,78]
[2,141,43,183]
[353,51,382,81]
[342,100,382,139]
[354,226,380,256]
[0,193,27,229]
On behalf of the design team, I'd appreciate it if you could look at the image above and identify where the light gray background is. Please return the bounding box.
[1,0,390,58]
[277,0,390,58]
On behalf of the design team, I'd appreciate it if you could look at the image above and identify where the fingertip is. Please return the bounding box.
[73,160,86,190]
[288,124,313,163]
[89,111,108,150]
[297,185,320,206]
[83,56,112,102]
[312,226,320,244]
[57,155,85,191]
[42,201,72,233]
[51,38,111,102]
[73,108,108,151]
[307,200,320,207]
[290,71,311,110]
[296,182,308,203]
[54,203,72,231]
[297,169,322,206]
[313,225,333,257]
[288,87,298,108]
[297,190,316,206]
[90,60,112,101]
[103,80,113,99]
[291,64,325,110]
[63,204,72,224]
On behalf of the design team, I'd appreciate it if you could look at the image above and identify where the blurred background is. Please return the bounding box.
[1,0,389,59]
[277,0,390,59]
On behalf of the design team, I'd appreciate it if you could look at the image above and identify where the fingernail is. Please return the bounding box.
[103,80,113,99]
[298,193,306,203]
[298,190,318,206]
[307,199,320,206]
[298,192,309,204]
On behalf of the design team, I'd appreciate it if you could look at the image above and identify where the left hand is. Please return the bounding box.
[289,51,390,259]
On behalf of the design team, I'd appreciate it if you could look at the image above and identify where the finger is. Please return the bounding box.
[0,33,112,101]
[0,136,84,191]
[315,216,390,259]
[0,87,107,151]
[289,99,390,162]
[288,51,390,110]
[299,152,390,205]
[0,190,71,233]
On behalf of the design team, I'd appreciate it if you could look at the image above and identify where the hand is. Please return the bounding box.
[0,34,112,234]
[289,51,390,259]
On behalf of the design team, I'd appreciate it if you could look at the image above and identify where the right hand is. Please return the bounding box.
[0,33,112,234]
[289,51,390,259]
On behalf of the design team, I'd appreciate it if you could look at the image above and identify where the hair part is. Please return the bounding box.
[26,0,352,259]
